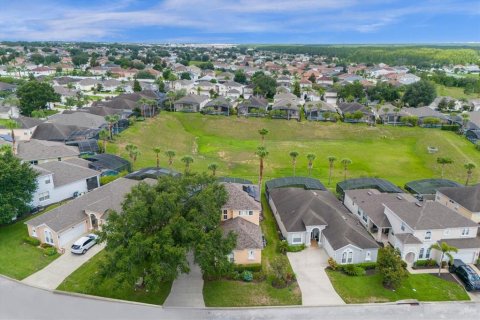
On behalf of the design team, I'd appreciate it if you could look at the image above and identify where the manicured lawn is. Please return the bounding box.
[57,251,173,305]
[109,113,479,187]
[326,270,470,303]
[203,280,301,307]
[0,207,61,280]
[435,84,480,100]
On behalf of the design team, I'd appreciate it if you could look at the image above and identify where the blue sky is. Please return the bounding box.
[0,0,479,43]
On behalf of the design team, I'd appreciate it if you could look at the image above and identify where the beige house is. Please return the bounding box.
[436,184,480,223]
[221,182,263,265]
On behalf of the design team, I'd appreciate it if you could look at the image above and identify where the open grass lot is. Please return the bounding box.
[326,270,470,303]
[108,113,479,187]
[435,84,480,100]
[0,206,62,280]
[57,251,173,305]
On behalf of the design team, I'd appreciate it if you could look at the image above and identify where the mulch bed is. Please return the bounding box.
[431,273,459,284]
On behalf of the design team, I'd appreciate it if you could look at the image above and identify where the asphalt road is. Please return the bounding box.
[1,276,479,320]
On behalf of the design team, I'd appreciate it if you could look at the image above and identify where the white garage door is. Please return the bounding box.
[59,222,86,247]
[453,250,477,264]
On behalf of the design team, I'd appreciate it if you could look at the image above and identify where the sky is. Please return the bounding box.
[0,0,479,44]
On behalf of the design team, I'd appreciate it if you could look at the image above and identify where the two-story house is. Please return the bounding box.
[436,184,480,223]
[221,182,263,265]
[16,139,80,164]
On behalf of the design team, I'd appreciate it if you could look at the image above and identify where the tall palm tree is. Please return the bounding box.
[461,113,470,131]
[5,119,17,154]
[98,129,109,153]
[341,158,352,181]
[208,163,218,176]
[464,162,476,186]
[258,128,269,145]
[125,144,139,167]
[105,114,120,139]
[430,242,458,276]
[327,156,337,185]
[181,155,194,174]
[307,153,316,177]
[165,150,176,170]
[137,97,149,118]
[255,146,269,191]
[289,151,299,176]
[153,147,161,168]
[167,91,176,111]
[436,157,453,179]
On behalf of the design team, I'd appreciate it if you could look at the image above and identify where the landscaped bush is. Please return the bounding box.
[40,243,53,249]
[23,236,40,246]
[328,257,339,271]
[277,240,288,254]
[43,246,57,256]
[234,264,262,273]
[341,264,366,276]
[354,262,377,270]
[441,124,460,132]
[287,244,306,252]
[270,256,295,288]
[253,270,266,281]
[241,271,253,282]
[413,259,438,268]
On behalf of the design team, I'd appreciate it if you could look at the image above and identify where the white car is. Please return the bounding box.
[71,234,99,254]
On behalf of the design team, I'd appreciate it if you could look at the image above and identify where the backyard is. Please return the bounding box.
[108,112,480,187]
[326,270,470,303]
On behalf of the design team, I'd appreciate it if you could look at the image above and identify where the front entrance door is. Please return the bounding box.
[90,214,98,230]
[311,228,320,246]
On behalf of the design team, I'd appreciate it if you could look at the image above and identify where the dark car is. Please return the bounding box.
[449,259,480,291]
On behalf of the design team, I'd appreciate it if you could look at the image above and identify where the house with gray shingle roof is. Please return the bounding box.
[174,94,209,113]
[221,182,263,265]
[16,139,79,164]
[436,184,480,223]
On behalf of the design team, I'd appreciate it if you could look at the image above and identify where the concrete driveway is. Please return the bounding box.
[22,242,105,290]
[287,247,345,306]
[164,252,205,308]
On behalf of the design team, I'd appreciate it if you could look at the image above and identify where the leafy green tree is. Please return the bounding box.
[165,150,176,170]
[72,52,89,66]
[340,158,352,181]
[307,153,316,177]
[29,53,44,65]
[0,148,38,223]
[153,147,161,168]
[97,174,236,289]
[181,155,194,174]
[464,162,476,186]
[208,163,218,176]
[180,72,191,80]
[133,79,142,92]
[327,156,337,185]
[252,72,276,98]
[436,157,453,179]
[233,70,247,84]
[430,242,458,276]
[376,246,408,289]
[16,80,59,116]
[255,146,269,190]
[338,81,365,101]
[402,80,436,107]
[289,151,299,176]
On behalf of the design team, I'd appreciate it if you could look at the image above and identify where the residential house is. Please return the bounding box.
[0,116,44,141]
[402,107,450,127]
[203,97,233,116]
[436,184,480,223]
[0,105,19,119]
[76,78,100,91]
[237,96,269,117]
[16,139,80,164]
[337,102,374,124]
[31,159,100,208]
[304,101,337,121]
[174,94,209,112]
[272,92,301,120]
[221,182,263,264]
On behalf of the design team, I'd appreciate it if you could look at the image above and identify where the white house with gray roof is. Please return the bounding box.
[16,139,80,164]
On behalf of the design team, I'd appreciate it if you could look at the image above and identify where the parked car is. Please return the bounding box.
[449,259,480,291]
[71,234,99,255]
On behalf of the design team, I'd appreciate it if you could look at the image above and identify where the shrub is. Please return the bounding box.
[376,246,408,289]
[328,257,339,271]
[354,262,377,270]
[44,246,57,256]
[242,271,253,282]
[341,264,366,276]
[278,240,288,254]
[413,259,437,268]
[287,244,306,252]
[24,236,40,246]
[270,256,291,288]
[441,124,460,132]
[40,243,53,249]
[253,271,266,281]
[234,264,262,273]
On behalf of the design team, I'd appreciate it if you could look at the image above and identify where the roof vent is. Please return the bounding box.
[342,216,347,220]
[415,202,422,207]
[312,191,318,196]
[396,195,403,200]
[367,191,373,196]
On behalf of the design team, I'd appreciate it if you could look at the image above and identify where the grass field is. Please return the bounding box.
[108,112,480,188]
[435,84,480,100]
[326,270,470,303]
[57,251,173,305]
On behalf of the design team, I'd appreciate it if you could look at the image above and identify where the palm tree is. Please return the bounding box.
[181,155,194,174]
[289,151,299,176]
[137,97,149,118]
[98,129,109,153]
[165,150,176,170]
[341,158,352,181]
[153,147,161,168]
[430,242,458,276]
[105,114,120,139]
[208,163,218,176]
[125,144,139,167]
[258,128,269,145]
[167,91,176,111]
[436,157,453,179]
[461,113,470,131]
[255,146,269,191]
[327,156,337,185]
[5,119,17,154]
[464,162,476,186]
[307,153,316,177]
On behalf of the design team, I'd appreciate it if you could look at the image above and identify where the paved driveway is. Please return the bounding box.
[164,252,205,308]
[22,242,105,290]
[287,247,345,306]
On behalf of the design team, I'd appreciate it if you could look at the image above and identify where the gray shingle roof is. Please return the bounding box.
[16,139,79,162]
[31,123,84,141]
[174,94,209,105]
[269,188,379,250]
[384,200,478,230]
[440,237,480,249]
[222,183,261,211]
[221,217,263,250]
[48,112,106,129]
[35,161,99,187]
[395,233,423,244]
[26,178,142,233]
[437,184,480,212]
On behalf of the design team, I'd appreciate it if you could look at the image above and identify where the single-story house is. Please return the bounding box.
[202,97,233,116]
[16,139,80,164]
[237,96,269,117]
[304,101,337,121]
[174,94,209,113]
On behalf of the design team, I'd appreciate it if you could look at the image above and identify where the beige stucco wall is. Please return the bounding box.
[221,208,260,225]
[233,249,262,265]
[27,224,60,249]
[436,192,478,223]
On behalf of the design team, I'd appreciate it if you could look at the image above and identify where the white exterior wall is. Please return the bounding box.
[31,173,55,207]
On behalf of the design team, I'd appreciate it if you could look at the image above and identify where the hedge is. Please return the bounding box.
[23,236,40,246]
[413,259,438,268]
[287,244,306,252]
[234,264,262,273]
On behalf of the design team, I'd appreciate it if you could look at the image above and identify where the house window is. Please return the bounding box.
[31,160,38,165]
[223,209,228,220]
[45,178,51,184]
[400,222,405,231]
[362,212,368,223]
[426,248,431,259]
[462,228,470,236]
[419,248,424,259]
[425,231,432,240]
[357,208,362,216]
[44,229,54,245]
[32,228,37,238]
[38,191,50,202]
[292,234,302,244]
[342,249,353,264]
[58,157,62,161]
[248,210,253,216]
[227,253,234,263]
[248,250,255,260]
[365,251,371,261]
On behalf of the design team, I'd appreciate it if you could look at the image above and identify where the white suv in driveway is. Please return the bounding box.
[71,234,99,254]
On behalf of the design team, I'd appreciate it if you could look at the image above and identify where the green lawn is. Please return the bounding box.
[109,113,480,187]
[435,84,480,100]
[326,270,470,303]
[57,251,173,305]
[0,209,61,280]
